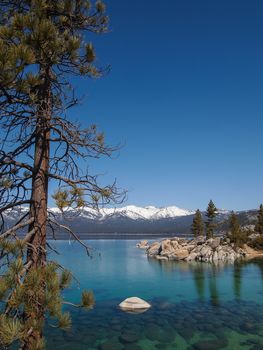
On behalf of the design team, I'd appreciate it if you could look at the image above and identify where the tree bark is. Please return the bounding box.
[22,67,51,350]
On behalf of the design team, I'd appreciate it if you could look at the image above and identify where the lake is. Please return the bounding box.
[46,239,263,350]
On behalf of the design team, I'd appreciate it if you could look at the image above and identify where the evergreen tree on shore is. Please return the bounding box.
[228,211,246,247]
[205,200,217,239]
[255,204,263,235]
[191,209,204,237]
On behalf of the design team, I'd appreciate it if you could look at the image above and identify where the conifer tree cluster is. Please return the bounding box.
[191,209,204,237]
[205,200,217,239]
[0,1,124,349]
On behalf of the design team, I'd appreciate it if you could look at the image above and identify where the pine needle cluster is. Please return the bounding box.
[0,242,95,348]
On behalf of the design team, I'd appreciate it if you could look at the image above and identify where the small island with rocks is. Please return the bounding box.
[137,236,263,263]
[137,201,263,263]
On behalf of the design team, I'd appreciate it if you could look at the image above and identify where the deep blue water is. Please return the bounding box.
[45,240,263,350]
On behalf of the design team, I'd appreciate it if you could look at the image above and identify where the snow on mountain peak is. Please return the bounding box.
[48,205,194,221]
[4,204,194,222]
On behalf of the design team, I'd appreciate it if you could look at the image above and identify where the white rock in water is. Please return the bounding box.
[119,297,151,311]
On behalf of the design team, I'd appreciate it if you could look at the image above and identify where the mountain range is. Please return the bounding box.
[3,205,258,238]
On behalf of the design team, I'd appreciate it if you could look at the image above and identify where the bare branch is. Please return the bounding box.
[0,217,34,239]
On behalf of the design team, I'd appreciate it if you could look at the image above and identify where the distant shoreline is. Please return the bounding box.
[46,233,191,240]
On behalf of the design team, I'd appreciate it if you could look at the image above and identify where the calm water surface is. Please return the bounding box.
[45,239,263,350]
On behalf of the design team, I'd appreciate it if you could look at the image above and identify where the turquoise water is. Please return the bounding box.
[46,240,263,350]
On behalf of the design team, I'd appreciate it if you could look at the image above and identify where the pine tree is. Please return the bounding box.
[228,211,245,246]
[0,2,124,349]
[191,209,204,237]
[205,200,217,239]
[255,204,263,235]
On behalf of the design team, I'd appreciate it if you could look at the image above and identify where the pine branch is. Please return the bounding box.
[48,218,92,255]
[0,201,32,214]
[0,218,34,239]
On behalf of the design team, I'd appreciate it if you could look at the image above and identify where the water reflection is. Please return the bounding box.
[147,256,263,305]
[209,264,221,306]
[233,263,242,299]
[190,262,205,300]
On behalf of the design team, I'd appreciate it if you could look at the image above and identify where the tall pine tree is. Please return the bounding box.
[191,209,204,237]
[255,204,263,235]
[205,200,217,239]
[0,1,124,349]
[228,211,245,247]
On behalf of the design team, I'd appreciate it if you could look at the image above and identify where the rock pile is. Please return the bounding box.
[142,237,249,263]
[136,240,149,249]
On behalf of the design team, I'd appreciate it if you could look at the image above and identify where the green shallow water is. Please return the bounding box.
[45,240,263,350]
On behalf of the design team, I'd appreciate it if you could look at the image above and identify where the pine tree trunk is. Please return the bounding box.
[22,67,51,350]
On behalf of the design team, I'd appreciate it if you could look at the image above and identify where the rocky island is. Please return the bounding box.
[137,236,263,263]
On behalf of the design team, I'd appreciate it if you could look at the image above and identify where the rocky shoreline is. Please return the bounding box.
[137,237,263,263]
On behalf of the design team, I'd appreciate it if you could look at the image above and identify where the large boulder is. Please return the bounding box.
[207,237,221,249]
[119,297,151,312]
[160,239,180,257]
[185,251,198,261]
[171,249,189,260]
[200,245,212,258]
[157,239,189,260]
[147,242,161,257]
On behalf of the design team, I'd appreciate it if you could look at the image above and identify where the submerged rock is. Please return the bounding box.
[99,339,124,350]
[119,331,140,344]
[124,345,142,350]
[144,323,160,341]
[193,338,228,350]
[119,297,151,312]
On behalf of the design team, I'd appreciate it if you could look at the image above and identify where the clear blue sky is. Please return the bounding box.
[59,0,263,211]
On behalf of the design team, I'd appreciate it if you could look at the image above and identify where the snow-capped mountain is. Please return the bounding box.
[2,205,257,236]
[2,205,194,235]
[54,205,194,221]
